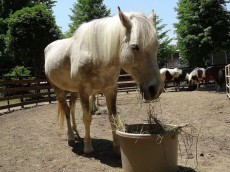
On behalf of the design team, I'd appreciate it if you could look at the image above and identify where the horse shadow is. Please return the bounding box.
[70,138,198,171]
[177,165,198,172]
[71,138,122,168]
[179,82,226,94]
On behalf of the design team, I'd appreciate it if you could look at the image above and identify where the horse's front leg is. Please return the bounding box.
[104,86,121,155]
[174,81,178,91]
[89,94,97,115]
[177,82,181,91]
[79,91,94,154]
[196,80,200,90]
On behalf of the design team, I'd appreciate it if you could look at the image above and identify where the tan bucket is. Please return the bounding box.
[116,124,179,172]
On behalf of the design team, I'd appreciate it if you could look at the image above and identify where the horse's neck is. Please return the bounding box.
[71,17,124,64]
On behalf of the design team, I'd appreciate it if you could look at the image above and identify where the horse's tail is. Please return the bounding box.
[57,101,65,130]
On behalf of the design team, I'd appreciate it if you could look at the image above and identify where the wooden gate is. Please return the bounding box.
[225,64,230,99]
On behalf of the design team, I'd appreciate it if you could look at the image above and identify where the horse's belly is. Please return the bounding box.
[55,79,78,92]
[47,71,78,92]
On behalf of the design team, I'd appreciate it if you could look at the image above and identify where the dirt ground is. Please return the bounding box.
[0,87,230,172]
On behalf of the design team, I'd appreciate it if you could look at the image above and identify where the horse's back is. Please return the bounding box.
[44,38,78,92]
[45,38,71,61]
[191,67,205,78]
[160,68,168,81]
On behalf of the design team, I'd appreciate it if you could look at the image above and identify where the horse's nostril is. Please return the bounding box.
[148,85,156,97]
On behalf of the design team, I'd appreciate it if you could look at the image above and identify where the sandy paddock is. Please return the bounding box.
[0,88,230,172]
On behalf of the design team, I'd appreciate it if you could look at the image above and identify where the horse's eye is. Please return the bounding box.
[131,44,139,51]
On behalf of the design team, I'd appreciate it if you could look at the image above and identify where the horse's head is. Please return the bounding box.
[118,7,163,101]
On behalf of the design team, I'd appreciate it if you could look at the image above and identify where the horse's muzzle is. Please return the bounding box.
[140,84,162,101]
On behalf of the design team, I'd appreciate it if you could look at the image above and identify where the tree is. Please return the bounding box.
[4,66,31,80]
[32,0,57,11]
[6,5,62,76]
[0,0,57,73]
[174,0,230,67]
[0,18,11,70]
[0,0,29,19]
[156,16,176,68]
[67,0,110,36]
[0,0,55,19]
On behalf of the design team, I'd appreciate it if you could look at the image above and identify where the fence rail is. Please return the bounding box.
[0,78,55,111]
[225,64,230,99]
[0,74,137,111]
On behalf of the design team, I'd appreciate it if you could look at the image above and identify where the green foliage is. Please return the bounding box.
[32,0,57,11]
[6,5,62,76]
[0,18,16,71]
[0,18,7,49]
[0,0,29,19]
[0,0,56,19]
[0,0,58,73]
[175,0,230,67]
[156,16,176,67]
[4,66,31,79]
[67,0,110,36]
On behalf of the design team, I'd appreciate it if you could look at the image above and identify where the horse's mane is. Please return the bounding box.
[70,12,157,64]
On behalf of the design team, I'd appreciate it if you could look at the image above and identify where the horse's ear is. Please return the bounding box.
[148,10,156,28]
[118,6,131,30]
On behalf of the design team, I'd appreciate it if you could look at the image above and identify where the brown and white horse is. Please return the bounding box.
[44,7,163,154]
[160,68,183,91]
[188,67,206,90]
[205,66,225,91]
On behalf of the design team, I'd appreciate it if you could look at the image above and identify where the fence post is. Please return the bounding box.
[19,78,24,108]
[48,87,51,103]
[36,80,39,106]
[226,64,230,99]
[5,82,11,111]
[7,99,10,111]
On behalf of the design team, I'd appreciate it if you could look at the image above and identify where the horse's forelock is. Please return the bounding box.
[129,13,158,50]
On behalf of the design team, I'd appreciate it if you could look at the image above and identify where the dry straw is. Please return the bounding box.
[113,93,201,171]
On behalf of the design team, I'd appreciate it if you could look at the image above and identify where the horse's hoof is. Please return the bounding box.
[68,140,75,147]
[84,145,94,154]
[74,134,81,141]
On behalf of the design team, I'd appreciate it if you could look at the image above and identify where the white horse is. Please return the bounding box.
[44,7,163,154]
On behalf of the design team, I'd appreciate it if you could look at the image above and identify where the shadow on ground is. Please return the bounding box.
[71,138,198,171]
[178,165,198,172]
[71,138,122,168]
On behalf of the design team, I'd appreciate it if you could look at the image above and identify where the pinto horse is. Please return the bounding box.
[205,66,225,91]
[44,7,163,154]
[160,68,183,91]
[188,67,206,90]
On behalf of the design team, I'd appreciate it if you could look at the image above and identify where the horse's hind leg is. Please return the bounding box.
[69,92,80,139]
[55,89,75,147]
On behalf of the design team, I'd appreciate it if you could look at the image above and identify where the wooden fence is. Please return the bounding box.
[0,74,137,111]
[225,64,230,99]
[0,78,54,111]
